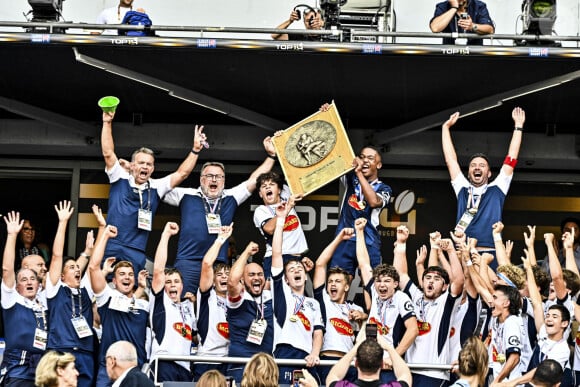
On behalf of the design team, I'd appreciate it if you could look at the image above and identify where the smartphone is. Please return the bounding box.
[293,370,304,387]
[365,323,378,339]
[460,13,469,19]
[225,376,235,387]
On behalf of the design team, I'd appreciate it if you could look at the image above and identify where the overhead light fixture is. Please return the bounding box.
[520,0,557,45]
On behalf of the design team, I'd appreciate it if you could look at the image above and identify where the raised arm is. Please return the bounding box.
[313,227,354,289]
[244,136,278,193]
[101,111,118,171]
[430,0,459,32]
[48,201,74,287]
[428,231,441,267]
[492,222,510,266]
[88,225,118,294]
[393,226,411,289]
[354,218,373,287]
[227,241,259,300]
[442,238,464,296]
[2,212,24,288]
[352,157,384,208]
[76,231,95,274]
[563,229,579,276]
[272,9,299,40]
[500,107,525,177]
[200,224,233,293]
[523,225,537,266]
[272,200,292,271]
[169,125,206,188]
[545,233,567,299]
[378,335,412,386]
[522,255,544,333]
[441,112,462,180]
[152,222,179,294]
[415,245,427,289]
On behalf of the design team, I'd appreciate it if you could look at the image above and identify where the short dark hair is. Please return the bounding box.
[327,266,351,285]
[359,146,382,162]
[256,172,284,191]
[422,266,449,284]
[562,269,580,296]
[356,339,383,373]
[164,268,183,281]
[468,152,490,166]
[560,217,580,232]
[532,265,550,297]
[373,264,399,283]
[531,359,563,387]
[548,304,571,323]
[494,284,521,316]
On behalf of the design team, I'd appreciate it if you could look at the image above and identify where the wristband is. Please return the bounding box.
[191,148,200,155]
[466,260,473,267]
[80,252,90,258]
[276,218,285,227]
[430,244,440,250]
[267,154,277,160]
[514,127,523,131]
[216,236,228,244]
[450,6,458,9]
[493,233,502,242]
[394,243,406,253]
[503,155,518,168]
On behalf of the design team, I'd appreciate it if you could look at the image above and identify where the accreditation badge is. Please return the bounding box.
[137,209,152,231]
[206,213,222,234]
[454,210,474,234]
[246,319,267,345]
[71,316,93,338]
[33,328,48,350]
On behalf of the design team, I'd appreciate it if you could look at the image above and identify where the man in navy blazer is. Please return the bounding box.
[106,340,155,387]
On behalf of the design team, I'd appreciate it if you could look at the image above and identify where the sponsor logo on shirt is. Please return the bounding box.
[284,215,300,232]
[217,322,229,339]
[330,318,354,336]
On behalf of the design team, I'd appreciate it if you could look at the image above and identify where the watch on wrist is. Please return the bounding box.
[472,24,478,32]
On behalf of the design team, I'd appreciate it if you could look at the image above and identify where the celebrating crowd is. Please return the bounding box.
[1,103,577,387]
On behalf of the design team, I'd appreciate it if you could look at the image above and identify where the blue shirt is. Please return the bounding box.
[431,0,494,45]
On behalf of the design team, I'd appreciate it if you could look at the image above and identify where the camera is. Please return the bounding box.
[292,370,304,387]
[365,323,378,339]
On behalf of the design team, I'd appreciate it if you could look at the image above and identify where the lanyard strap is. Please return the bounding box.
[293,294,305,315]
[70,288,83,318]
[137,182,151,211]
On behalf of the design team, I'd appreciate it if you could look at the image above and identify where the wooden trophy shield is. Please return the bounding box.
[272,102,355,196]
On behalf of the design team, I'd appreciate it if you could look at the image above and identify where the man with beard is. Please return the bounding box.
[442,107,525,269]
[355,219,418,383]
[89,225,150,387]
[149,222,196,383]
[312,225,367,383]
[254,171,308,278]
[430,0,495,45]
[226,240,271,383]
[194,224,233,380]
[394,225,464,387]
[101,110,205,278]
[271,201,325,385]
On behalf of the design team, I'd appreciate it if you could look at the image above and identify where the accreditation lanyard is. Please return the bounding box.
[378,297,393,326]
[70,287,92,338]
[467,185,486,213]
[31,299,48,350]
[292,294,305,317]
[419,297,432,322]
[137,182,151,211]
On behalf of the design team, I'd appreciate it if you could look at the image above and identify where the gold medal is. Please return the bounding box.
[496,354,506,364]
[468,208,478,215]
[289,315,298,322]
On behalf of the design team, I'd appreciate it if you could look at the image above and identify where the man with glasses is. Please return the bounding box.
[163,137,277,294]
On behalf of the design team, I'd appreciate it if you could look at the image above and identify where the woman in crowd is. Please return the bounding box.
[241,352,279,387]
[35,351,78,387]
[450,336,489,387]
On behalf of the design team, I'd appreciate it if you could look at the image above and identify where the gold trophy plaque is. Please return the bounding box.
[272,102,355,196]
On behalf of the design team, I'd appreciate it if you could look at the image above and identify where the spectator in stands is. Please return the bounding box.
[45,201,96,387]
[197,370,227,387]
[541,217,580,273]
[195,225,232,380]
[100,109,204,280]
[21,252,48,296]
[241,352,279,387]
[35,351,78,387]
[450,336,488,387]
[430,0,495,45]
[163,136,277,295]
[272,7,325,41]
[530,360,564,387]
[2,211,48,386]
[89,225,150,387]
[105,341,154,387]
[16,218,49,266]
[326,336,412,387]
[441,107,525,269]
[95,0,145,35]
[271,201,324,385]
[149,222,196,383]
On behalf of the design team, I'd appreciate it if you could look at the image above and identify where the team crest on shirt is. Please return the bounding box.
[283,215,300,232]
[576,330,580,346]
[330,318,354,336]
[296,311,311,331]
[217,322,229,339]
[449,327,455,338]
[348,194,366,211]
[173,322,193,340]
[417,320,431,335]
[507,335,520,346]
[368,317,389,335]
